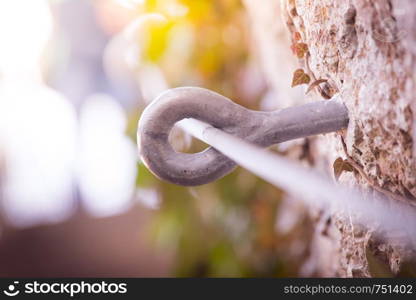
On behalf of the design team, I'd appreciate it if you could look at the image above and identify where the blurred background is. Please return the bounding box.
[0,0,317,277]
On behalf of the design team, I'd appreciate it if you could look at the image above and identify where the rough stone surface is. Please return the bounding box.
[244,0,416,277]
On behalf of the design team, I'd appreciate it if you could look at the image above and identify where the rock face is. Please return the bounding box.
[243,0,416,277]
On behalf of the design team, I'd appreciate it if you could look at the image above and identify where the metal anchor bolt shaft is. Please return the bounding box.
[137,87,349,186]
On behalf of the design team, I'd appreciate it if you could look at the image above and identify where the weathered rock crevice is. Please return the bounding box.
[244,0,416,277]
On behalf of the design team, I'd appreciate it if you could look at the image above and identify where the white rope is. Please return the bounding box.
[178,118,416,243]
[123,13,416,246]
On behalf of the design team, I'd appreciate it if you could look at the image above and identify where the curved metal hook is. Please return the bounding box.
[137,87,349,186]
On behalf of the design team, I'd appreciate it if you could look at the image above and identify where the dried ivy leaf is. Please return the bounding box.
[291,69,311,87]
[293,32,301,42]
[343,161,354,172]
[333,157,354,181]
[292,42,308,58]
[306,79,328,94]
[333,157,344,180]
[290,7,298,17]
[290,44,296,55]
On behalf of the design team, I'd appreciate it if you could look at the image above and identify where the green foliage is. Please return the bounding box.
[138,0,249,100]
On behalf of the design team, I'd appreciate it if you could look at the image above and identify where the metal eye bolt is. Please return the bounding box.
[137,87,349,186]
